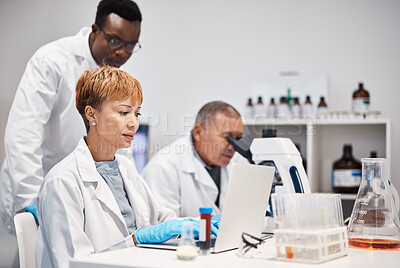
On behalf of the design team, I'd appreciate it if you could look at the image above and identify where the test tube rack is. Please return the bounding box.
[274,226,348,263]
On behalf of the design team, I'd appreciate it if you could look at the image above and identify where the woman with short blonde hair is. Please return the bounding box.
[35,66,215,268]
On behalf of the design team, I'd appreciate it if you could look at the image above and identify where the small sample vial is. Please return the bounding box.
[254,96,266,118]
[244,98,254,119]
[277,96,290,119]
[291,97,302,118]
[303,95,314,119]
[267,98,276,119]
[199,207,212,255]
[317,96,328,119]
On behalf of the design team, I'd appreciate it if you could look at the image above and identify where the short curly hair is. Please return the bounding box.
[95,0,142,29]
[75,66,143,132]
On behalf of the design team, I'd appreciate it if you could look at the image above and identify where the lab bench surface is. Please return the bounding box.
[70,238,399,268]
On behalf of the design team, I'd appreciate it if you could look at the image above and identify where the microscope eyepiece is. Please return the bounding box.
[227,136,254,164]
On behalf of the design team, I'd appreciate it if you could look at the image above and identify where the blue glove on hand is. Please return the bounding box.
[134,218,199,244]
[134,218,219,244]
[25,203,38,225]
[212,214,221,230]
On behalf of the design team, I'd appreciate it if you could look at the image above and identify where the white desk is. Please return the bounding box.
[70,239,400,268]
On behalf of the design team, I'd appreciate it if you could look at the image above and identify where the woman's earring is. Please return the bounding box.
[92,122,96,126]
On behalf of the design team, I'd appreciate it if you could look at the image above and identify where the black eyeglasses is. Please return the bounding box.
[99,27,141,54]
[238,232,273,256]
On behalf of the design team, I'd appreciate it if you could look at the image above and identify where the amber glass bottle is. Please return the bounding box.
[254,96,266,118]
[317,97,328,118]
[352,83,370,113]
[267,98,276,118]
[292,97,301,118]
[305,95,312,105]
[332,144,362,193]
[318,97,327,108]
[247,98,253,107]
[303,95,313,118]
[244,98,254,119]
[277,96,290,119]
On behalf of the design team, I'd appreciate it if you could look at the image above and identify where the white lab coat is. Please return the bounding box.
[0,27,100,234]
[142,135,248,217]
[35,138,175,268]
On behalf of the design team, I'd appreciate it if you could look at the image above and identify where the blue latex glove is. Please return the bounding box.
[212,214,221,229]
[134,218,199,244]
[134,218,218,244]
[25,203,39,225]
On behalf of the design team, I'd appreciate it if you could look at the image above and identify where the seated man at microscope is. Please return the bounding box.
[142,101,248,217]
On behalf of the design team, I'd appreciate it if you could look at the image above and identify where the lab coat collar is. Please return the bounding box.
[74,138,128,235]
[75,138,101,183]
[178,136,219,194]
[72,27,98,68]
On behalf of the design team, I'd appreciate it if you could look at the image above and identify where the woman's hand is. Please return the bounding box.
[134,218,218,244]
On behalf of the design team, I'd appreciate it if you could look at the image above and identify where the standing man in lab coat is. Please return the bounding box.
[142,101,248,217]
[0,0,142,234]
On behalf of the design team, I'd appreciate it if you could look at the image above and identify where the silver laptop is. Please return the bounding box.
[138,163,274,253]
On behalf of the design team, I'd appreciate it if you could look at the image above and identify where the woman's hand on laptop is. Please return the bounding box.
[133,218,218,244]
[190,218,219,238]
[212,215,221,229]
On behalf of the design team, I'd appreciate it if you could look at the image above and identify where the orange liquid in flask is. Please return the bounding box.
[349,238,400,250]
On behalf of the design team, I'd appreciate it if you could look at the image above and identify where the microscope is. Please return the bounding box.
[227,129,311,195]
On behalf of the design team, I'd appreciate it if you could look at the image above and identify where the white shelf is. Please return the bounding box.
[243,118,309,125]
[312,118,389,125]
[243,118,389,126]
[243,118,391,194]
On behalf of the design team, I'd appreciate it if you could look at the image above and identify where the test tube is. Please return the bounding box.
[199,207,212,255]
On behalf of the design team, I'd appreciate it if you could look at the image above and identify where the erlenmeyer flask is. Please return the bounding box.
[348,158,400,250]
[176,221,198,260]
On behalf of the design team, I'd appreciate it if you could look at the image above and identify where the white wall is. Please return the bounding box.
[1,0,399,266]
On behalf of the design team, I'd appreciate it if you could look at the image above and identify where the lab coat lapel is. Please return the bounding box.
[75,138,128,235]
[180,139,219,202]
[71,27,98,68]
[117,158,151,227]
[193,162,219,194]
[194,163,220,212]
